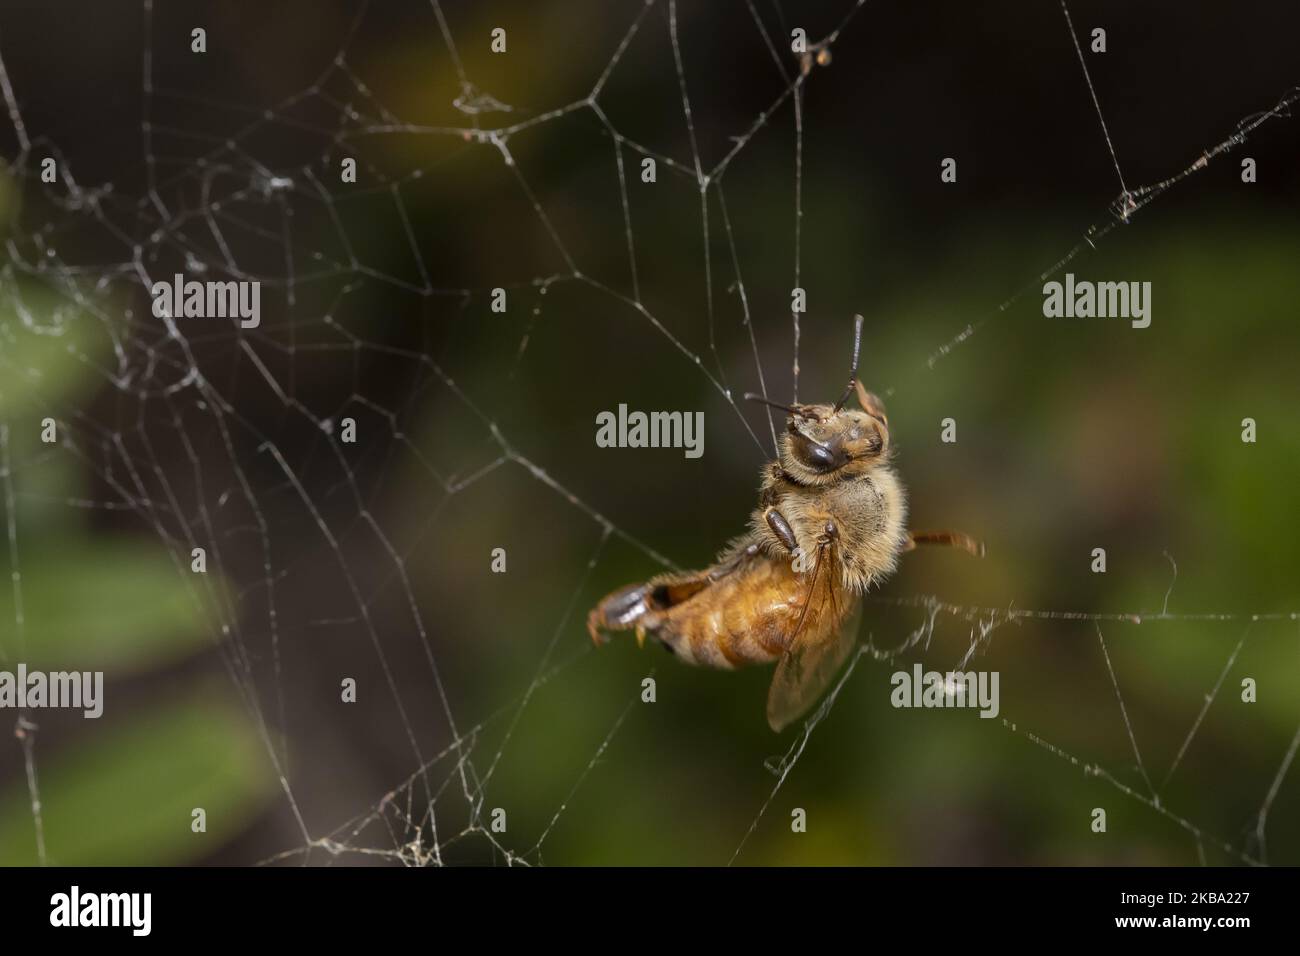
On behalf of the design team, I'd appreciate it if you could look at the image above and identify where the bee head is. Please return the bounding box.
[745,314,891,484]
[778,395,890,483]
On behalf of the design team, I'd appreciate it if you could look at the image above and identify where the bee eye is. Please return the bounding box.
[806,443,834,468]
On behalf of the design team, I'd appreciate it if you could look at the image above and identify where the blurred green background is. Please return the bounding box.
[0,0,1297,866]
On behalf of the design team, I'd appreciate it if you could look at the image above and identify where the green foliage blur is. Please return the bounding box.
[0,177,274,865]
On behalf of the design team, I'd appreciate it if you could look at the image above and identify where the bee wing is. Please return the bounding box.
[765,602,861,732]
[766,545,862,732]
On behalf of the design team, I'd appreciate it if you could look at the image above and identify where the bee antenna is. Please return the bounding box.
[743,393,812,418]
[832,314,865,413]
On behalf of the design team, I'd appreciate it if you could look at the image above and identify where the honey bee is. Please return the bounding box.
[588,316,983,732]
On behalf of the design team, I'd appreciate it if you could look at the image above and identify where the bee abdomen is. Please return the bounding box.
[590,549,801,669]
[671,607,785,668]
[653,563,799,668]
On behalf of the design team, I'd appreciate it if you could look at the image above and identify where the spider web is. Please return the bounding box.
[0,0,1297,867]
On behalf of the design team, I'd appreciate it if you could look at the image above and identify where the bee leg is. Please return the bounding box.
[854,381,889,426]
[707,542,759,581]
[905,530,985,558]
[764,508,800,555]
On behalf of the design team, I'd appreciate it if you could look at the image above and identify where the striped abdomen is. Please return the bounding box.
[588,549,847,670]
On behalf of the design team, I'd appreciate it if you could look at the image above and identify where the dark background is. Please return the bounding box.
[0,0,1297,865]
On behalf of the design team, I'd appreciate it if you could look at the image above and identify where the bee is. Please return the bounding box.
[588,316,983,731]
